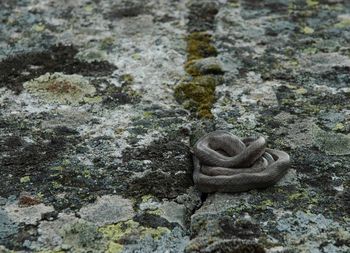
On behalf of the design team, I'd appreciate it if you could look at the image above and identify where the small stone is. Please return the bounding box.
[184,57,223,76]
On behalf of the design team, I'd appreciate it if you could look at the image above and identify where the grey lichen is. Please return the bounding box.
[24,72,96,104]
[312,126,350,155]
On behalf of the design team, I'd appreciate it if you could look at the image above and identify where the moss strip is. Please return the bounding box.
[186,32,218,61]
[174,31,222,118]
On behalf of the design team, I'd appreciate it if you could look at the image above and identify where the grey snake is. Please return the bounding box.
[192,130,290,193]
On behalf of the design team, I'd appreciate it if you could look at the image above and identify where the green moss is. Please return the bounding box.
[174,75,219,118]
[175,30,222,118]
[174,30,222,118]
[186,32,217,61]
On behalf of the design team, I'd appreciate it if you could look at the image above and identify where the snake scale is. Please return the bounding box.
[193,130,290,193]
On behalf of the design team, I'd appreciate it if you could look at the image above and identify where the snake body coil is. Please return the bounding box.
[193,130,290,193]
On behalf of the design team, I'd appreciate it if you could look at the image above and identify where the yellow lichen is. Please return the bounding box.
[83,96,103,104]
[230,2,240,8]
[141,194,154,202]
[99,220,170,250]
[32,23,45,32]
[84,4,94,12]
[334,19,350,28]
[303,47,318,55]
[20,176,30,183]
[288,192,307,201]
[306,0,318,7]
[333,123,344,131]
[295,87,308,95]
[303,26,314,34]
[105,242,123,253]
[143,111,153,118]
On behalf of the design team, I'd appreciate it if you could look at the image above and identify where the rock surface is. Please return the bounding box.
[0,0,349,252]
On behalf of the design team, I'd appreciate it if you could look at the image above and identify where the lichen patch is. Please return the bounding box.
[23,72,96,104]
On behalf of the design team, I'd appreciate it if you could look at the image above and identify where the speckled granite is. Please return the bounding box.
[0,0,349,252]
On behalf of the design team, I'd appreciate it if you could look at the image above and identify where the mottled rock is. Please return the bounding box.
[157,201,187,228]
[0,209,18,243]
[34,213,104,252]
[312,126,350,155]
[4,203,54,225]
[1,0,350,252]
[78,195,135,226]
[24,72,96,104]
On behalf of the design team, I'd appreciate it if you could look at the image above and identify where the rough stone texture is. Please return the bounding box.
[4,203,55,226]
[1,0,350,252]
[78,195,135,226]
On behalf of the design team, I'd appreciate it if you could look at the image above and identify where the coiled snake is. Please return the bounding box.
[192,130,290,193]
